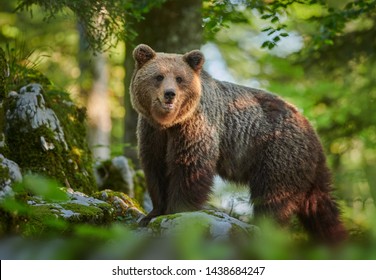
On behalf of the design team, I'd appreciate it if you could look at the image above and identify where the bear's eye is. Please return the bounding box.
[156,75,164,82]
[176,77,183,84]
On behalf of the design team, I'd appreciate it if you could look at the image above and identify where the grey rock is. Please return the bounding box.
[0,154,22,199]
[146,210,257,241]
[5,83,68,151]
[95,156,134,196]
[27,187,113,222]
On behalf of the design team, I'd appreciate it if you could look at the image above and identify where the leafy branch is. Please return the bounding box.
[14,0,376,52]
[203,0,376,51]
[15,0,166,52]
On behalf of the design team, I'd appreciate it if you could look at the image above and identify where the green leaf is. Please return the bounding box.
[261,41,270,49]
[261,14,273,19]
[268,42,276,49]
[271,16,279,23]
[324,39,334,45]
[0,196,29,214]
[280,32,289,37]
[21,175,69,202]
[273,36,281,42]
[345,2,353,9]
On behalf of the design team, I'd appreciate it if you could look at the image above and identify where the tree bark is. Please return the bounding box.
[124,0,203,165]
[78,22,111,161]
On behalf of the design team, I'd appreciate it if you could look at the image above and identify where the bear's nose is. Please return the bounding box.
[164,90,176,100]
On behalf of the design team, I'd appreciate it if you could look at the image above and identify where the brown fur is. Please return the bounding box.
[130,44,347,243]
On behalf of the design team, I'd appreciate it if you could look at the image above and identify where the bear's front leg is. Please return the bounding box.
[164,121,219,214]
[137,117,169,226]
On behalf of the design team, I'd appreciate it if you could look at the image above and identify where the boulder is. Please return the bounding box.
[95,156,134,196]
[145,210,257,241]
[93,189,146,225]
[2,83,96,194]
[22,187,114,236]
[0,155,22,200]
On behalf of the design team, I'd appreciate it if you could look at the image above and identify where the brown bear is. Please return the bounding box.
[130,44,347,242]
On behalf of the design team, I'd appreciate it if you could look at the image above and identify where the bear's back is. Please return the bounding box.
[199,72,319,185]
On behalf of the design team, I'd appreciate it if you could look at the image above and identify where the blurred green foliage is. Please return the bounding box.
[18,174,69,202]
[15,0,166,52]
[1,172,374,259]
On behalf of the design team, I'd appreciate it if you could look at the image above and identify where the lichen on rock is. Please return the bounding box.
[3,82,96,194]
[8,187,114,237]
[27,188,113,221]
[6,83,68,150]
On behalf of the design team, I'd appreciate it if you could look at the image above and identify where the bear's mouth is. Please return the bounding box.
[159,99,175,111]
[162,102,174,110]
[151,98,179,126]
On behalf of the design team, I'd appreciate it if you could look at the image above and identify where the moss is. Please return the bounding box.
[6,122,64,178]
[96,158,132,193]
[2,72,96,194]
[93,190,145,225]
[0,48,7,99]
[0,209,12,235]
[94,190,145,211]
[0,161,10,182]
[133,170,146,205]
[44,88,96,194]
[13,196,114,237]
[20,205,64,237]
[0,46,96,193]
[147,212,183,234]
[62,203,106,222]
[5,64,51,95]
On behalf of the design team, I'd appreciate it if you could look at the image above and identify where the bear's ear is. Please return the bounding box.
[183,50,205,72]
[133,44,156,68]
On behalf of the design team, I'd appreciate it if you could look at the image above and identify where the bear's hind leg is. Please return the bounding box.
[252,190,300,226]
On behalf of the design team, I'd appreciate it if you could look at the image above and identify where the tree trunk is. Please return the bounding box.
[124,0,203,165]
[364,160,376,207]
[78,22,111,161]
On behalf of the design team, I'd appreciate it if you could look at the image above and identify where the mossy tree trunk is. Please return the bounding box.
[123,0,203,165]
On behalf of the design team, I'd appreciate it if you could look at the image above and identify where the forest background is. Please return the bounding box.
[1,0,376,259]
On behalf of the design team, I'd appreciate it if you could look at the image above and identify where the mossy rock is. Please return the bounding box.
[13,188,114,237]
[93,190,146,225]
[146,210,257,241]
[94,157,148,209]
[95,156,135,195]
[0,48,96,193]
[133,169,147,208]
[0,155,22,199]
[2,83,96,194]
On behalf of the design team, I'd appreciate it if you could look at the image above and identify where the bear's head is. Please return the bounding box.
[130,44,204,128]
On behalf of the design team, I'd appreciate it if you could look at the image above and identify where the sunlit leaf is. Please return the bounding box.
[21,175,69,202]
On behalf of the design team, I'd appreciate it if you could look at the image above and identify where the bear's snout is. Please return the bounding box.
[164,90,176,102]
